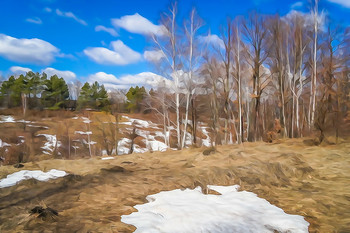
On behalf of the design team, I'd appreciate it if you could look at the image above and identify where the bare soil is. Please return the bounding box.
[0,138,349,232]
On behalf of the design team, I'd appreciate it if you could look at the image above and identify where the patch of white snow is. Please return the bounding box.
[0,139,11,148]
[0,169,67,188]
[38,134,61,153]
[0,115,15,123]
[101,156,115,160]
[121,185,309,233]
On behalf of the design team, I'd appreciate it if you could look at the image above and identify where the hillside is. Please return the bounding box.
[0,137,349,232]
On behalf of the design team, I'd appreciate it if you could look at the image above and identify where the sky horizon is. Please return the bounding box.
[0,0,349,89]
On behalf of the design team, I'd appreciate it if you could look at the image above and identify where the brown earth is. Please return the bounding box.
[0,137,349,232]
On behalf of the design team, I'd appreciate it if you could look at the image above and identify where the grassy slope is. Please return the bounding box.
[0,137,349,232]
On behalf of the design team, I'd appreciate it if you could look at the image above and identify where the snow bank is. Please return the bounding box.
[0,169,67,188]
[121,185,309,233]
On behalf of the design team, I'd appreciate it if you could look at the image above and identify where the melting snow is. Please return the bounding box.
[118,138,131,155]
[0,139,11,148]
[121,185,309,233]
[17,119,31,124]
[38,134,61,154]
[0,115,15,123]
[200,126,211,147]
[72,116,92,124]
[0,169,67,188]
[101,156,115,160]
[75,131,93,135]
[144,134,168,152]
[122,116,159,129]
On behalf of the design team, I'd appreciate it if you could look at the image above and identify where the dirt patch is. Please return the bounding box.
[0,138,349,232]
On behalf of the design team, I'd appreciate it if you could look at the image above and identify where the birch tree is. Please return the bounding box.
[232,18,244,143]
[309,0,319,128]
[181,8,203,148]
[152,2,182,149]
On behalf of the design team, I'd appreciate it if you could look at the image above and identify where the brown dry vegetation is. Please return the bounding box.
[0,137,349,232]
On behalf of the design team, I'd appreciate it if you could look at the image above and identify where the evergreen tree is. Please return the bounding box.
[0,75,16,107]
[126,86,146,113]
[42,75,69,109]
[77,81,109,110]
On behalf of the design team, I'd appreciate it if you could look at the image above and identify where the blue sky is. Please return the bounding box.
[0,0,349,88]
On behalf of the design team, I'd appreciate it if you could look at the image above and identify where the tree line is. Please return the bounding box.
[0,71,149,114]
[0,72,109,111]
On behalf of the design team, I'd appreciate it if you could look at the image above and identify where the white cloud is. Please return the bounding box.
[112,13,165,36]
[0,34,59,65]
[283,10,326,30]
[327,0,350,8]
[84,40,141,65]
[26,17,43,24]
[42,67,76,82]
[291,1,303,9]
[55,9,87,26]
[95,25,118,37]
[44,7,52,13]
[88,71,172,90]
[198,34,225,49]
[10,66,32,75]
[143,50,164,63]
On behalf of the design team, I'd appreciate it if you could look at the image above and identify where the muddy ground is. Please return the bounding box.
[0,138,349,232]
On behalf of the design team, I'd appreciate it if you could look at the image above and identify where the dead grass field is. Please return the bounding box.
[0,137,349,232]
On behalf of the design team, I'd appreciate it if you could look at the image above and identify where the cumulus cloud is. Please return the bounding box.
[198,34,225,49]
[55,9,87,26]
[88,71,172,90]
[84,40,141,65]
[10,66,32,75]
[112,13,165,36]
[95,25,118,37]
[42,67,76,82]
[0,34,59,65]
[327,0,350,8]
[143,50,164,63]
[26,17,43,24]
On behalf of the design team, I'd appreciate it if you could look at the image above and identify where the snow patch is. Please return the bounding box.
[122,116,159,129]
[121,185,309,233]
[118,138,131,155]
[0,169,67,188]
[101,156,115,160]
[75,131,93,135]
[0,115,15,123]
[38,134,61,154]
[200,126,211,147]
[0,139,11,148]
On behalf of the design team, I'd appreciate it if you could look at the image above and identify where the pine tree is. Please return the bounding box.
[42,75,69,109]
[126,86,146,113]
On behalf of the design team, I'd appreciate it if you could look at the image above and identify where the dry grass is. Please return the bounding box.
[0,138,349,232]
